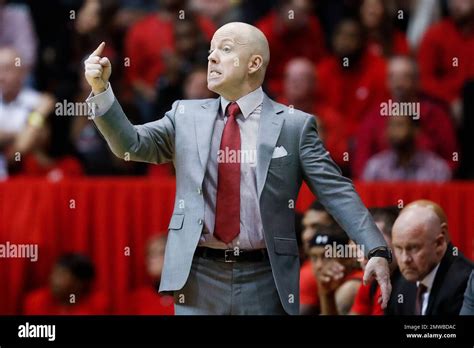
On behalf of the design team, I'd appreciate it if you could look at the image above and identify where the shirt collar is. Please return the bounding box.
[417,262,440,293]
[220,87,263,119]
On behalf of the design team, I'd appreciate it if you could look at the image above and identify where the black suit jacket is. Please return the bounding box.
[386,244,473,315]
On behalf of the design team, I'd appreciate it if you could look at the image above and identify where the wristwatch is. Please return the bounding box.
[368,246,393,264]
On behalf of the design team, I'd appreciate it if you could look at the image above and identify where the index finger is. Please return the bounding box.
[90,42,105,57]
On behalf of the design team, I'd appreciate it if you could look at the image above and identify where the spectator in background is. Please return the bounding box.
[256,0,327,97]
[387,201,473,315]
[0,0,37,70]
[114,0,158,31]
[190,0,243,27]
[14,115,83,181]
[73,0,121,90]
[154,15,210,117]
[0,47,56,177]
[183,66,216,100]
[299,201,335,315]
[350,206,401,315]
[300,201,335,256]
[309,224,364,315]
[278,58,348,170]
[23,253,109,315]
[417,0,474,123]
[362,115,452,182]
[354,56,459,179]
[129,234,174,315]
[360,0,409,58]
[125,0,215,122]
[316,17,388,140]
[458,79,474,179]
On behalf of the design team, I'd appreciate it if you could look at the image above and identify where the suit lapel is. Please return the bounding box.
[425,247,453,314]
[194,95,284,197]
[195,98,220,170]
[256,95,284,198]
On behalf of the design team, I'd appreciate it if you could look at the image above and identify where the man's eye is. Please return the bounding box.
[223,47,231,53]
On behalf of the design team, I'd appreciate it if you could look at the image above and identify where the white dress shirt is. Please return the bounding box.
[417,263,440,315]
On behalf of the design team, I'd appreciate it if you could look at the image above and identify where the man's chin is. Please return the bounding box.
[207,82,221,94]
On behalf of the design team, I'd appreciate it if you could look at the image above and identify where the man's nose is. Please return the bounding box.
[400,250,412,264]
[208,50,219,64]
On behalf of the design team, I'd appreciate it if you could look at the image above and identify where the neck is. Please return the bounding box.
[221,84,260,102]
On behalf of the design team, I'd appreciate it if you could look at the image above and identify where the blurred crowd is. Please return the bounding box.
[1,0,473,180]
[23,235,175,315]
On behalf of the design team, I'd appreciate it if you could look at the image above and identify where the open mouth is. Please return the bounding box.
[209,70,222,78]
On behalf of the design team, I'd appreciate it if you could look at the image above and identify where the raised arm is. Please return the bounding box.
[84,42,176,164]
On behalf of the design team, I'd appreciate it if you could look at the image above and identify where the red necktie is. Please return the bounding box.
[214,102,241,243]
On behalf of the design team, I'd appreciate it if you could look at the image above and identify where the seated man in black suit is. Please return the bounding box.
[386,200,473,315]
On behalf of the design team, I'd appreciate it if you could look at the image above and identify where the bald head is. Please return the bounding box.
[207,22,270,100]
[392,204,448,282]
[215,22,270,69]
[394,206,442,239]
[402,199,450,240]
[403,200,447,225]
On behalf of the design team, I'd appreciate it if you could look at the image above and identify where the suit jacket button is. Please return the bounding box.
[197,187,202,194]
[198,219,203,225]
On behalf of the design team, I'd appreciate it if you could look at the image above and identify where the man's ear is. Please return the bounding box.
[440,222,450,242]
[248,54,263,75]
[435,232,447,255]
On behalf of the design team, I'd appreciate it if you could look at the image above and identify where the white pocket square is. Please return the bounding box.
[272,146,288,159]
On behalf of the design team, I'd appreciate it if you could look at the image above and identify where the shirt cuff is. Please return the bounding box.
[86,83,115,118]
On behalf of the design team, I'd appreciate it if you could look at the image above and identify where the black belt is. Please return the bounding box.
[195,247,268,263]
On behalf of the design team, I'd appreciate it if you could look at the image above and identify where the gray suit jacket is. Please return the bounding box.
[93,94,387,315]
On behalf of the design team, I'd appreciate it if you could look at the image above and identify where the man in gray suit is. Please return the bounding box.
[84,22,392,315]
